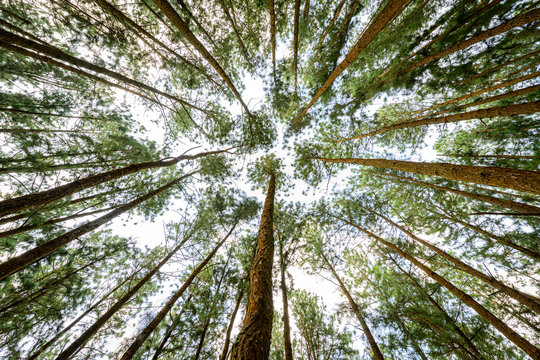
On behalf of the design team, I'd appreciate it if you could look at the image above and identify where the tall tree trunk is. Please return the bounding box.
[292,0,300,94]
[312,157,540,195]
[151,0,252,117]
[313,0,347,59]
[0,27,205,112]
[388,256,484,360]
[277,224,294,360]
[320,251,385,360]
[294,0,413,125]
[53,227,196,360]
[370,171,540,215]
[343,100,539,141]
[320,0,360,64]
[119,221,237,360]
[0,148,227,217]
[269,0,276,83]
[176,0,218,48]
[335,216,540,359]
[439,153,540,160]
[0,170,198,280]
[217,0,252,67]
[358,205,540,313]
[219,286,245,360]
[230,172,276,360]
[302,0,310,19]
[26,270,136,360]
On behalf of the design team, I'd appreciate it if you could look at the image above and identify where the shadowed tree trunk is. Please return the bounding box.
[119,220,237,360]
[294,0,413,125]
[219,286,245,360]
[312,157,540,195]
[277,224,294,360]
[0,170,198,280]
[320,251,385,360]
[334,215,540,359]
[230,172,276,360]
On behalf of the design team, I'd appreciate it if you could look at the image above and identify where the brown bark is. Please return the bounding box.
[54,228,196,360]
[0,148,228,217]
[312,156,540,195]
[293,0,301,94]
[302,0,310,19]
[313,0,347,60]
[439,153,540,160]
[370,171,540,215]
[359,205,540,314]
[398,8,540,77]
[217,0,252,67]
[336,216,540,359]
[219,286,245,360]
[0,27,206,112]
[119,221,236,360]
[269,0,276,83]
[230,172,276,360]
[320,0,360,64]
[151,0,253,117]
[0,170,198,280]
[343,100,540,141]
[294,0,413,125]
[277,224,294,360]
[176,0,218,49]
[320,252,385,360]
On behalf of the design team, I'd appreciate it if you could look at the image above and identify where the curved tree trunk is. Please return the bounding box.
[312,156,540,195]
[118,221,237,360]
[336,216,540,359]
[321,251,385,360]
[0,170,198,280]
[294,0,413,125]
[230,172,276,360]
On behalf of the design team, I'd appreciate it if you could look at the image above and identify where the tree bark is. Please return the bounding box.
[336,216,540,359]
[53,227,196,360]
[294,0,413,125]
[439,153,540,160]
[313,0,347,59]
[269,0,276,83]
[219,286,245,360]
[0,148,227,217]
[217,0,252,67]
[344,100,540,140]
[293,0,300,94]
[230,172,276,360]
[151,0,252,117]
[0,170,198,280]
[359,205,540,313]
[370,171,540,215]
[313,156,540,195]
[277,224,294,360]
[119,221,237,360]
[320,251,385,360]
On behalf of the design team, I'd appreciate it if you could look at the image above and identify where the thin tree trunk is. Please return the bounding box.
[151,0,253,117]
[370,170,540,215]
[25,271,136,360]
[359,205,540,313]
[312,156,540,195]
[302,0,310,19]
[439,154,540,160]
[269,0,276,83]
[319,0,360,64]
[313,0,347,60]
[335,215,540,359]
[219,286,245,360]
[293,0,300,94]
[0,148,228,217]
[230,172,276,360]
[217,0,252,67]
[320,251,385,360]
[277,223,294,360]
[0,170,198,280]
[342,100,540,141]
[176,0,218,48]
[294,0,413,125]
[53,227,196,360]
[119,221,237,360]
[388,256,483,360]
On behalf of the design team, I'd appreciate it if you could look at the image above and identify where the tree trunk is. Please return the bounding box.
[0,148,226,217]
[219,286,245,360]
[312,157,540,195]
[54,227,196,360]
[151,0,252,118]
[320,251,385,360]
[217,0,252,67]
[370,171,540,215]
[229,172,276,360]
[269,0,276,83]
[336,216,540,359]
[359,205,540,313]
[302,0,310,19]
[119,221,237,360]
[293,0,300,94]
[277,224,294,360]
[0,170,198,280]
[320,0,360,64]
[439,153,540,160]
[313,0,347,59]
[294,0,413,125]
[345,100,540,140]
